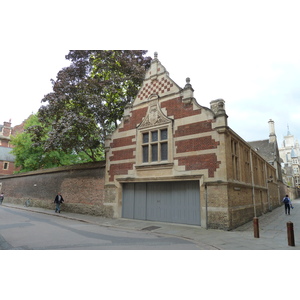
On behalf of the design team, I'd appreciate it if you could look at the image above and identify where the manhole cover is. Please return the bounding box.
[141,226,161,231]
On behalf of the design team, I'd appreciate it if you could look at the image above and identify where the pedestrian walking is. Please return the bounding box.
[282,195,291,215]
[0,192,4,205]
[54,192,64,213]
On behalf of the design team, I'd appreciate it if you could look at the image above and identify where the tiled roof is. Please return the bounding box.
[0,147,15,162]
[248,139,276,162]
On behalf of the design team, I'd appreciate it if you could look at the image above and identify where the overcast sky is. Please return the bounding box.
[1,0,300,149]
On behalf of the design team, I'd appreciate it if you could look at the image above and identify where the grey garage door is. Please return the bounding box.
[122,181,200,226]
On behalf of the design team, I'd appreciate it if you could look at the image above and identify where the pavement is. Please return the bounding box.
[1,199,300,250]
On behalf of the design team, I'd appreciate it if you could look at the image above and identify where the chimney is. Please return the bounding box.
[2,120,12,137]
[268,119,276,143]
[210,99,228,128]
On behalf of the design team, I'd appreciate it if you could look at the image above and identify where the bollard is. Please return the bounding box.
[287,221,295,246]
[253,217,259,238]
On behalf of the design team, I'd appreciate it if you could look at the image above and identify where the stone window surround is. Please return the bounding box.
[231,138,239,181]
[136,122,173,167]
[3,162,9,170]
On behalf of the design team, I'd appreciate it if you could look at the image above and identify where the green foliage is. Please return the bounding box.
[11,114,96,173]
[28,50,151,161]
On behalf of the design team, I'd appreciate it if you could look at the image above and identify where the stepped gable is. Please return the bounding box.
[134,52,181,103]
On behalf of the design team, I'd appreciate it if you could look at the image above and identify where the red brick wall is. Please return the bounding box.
[108,95,221,181]
[12,120,26,135]
[175,121,213,137]
[2,122,11,137]
[109,162,134,182]
[0,161,19,175]
[108,135,136,181]
[119,107,148,132]
[110,136,135,148]
[177,154,221,177]
[108,107,148,182]
[161,97,201,118]
[1,140,9,147]
[110,148,135,161]
[176,136,219,152]
[0,161,112,217]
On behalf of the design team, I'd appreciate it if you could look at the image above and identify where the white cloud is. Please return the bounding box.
[1,0,300,147]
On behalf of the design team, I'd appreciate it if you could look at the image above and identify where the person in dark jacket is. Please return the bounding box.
[0,192,4,205]
[282,195,291,215]
[54,192,64,213]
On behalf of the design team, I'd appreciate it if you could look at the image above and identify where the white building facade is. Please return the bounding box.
[279,128,300,188]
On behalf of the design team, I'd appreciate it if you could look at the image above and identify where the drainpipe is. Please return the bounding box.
[250,149,256,217]
[205,183,208,229]
[265,162,271,212]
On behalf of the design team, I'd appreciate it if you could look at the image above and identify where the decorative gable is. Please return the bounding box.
[106,52,222,183]
[134,52,181,104]
[138,95,172,129]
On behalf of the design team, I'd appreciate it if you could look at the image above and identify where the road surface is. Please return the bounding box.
[0,206,200,250]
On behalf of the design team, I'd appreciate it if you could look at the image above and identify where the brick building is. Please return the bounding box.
[104,53,282,230]
[0,120,17,175]
[0,120,25,175]
[1,54,284,230]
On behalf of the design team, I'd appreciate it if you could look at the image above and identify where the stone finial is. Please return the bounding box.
[184,77,192,89]
[150,52,159,81]
[182,77,194,104]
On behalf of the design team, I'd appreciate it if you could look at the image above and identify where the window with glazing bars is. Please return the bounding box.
[142,128,168,163]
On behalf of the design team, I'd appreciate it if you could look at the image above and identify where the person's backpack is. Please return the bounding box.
[283,197,289,204]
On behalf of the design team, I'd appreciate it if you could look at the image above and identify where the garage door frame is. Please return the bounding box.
[122,181,201,226]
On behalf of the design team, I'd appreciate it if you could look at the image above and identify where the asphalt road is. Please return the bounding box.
[0,206,201,250]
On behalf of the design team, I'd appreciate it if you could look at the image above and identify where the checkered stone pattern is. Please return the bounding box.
[137,77,174,101]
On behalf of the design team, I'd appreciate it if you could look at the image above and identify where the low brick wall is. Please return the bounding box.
[0,161,113,218]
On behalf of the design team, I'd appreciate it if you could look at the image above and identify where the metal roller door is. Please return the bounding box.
[122,181,200,226]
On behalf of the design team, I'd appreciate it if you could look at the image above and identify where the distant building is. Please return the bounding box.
[248,119,283,183]
[0,120,24,175]
[279,127,300,189]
